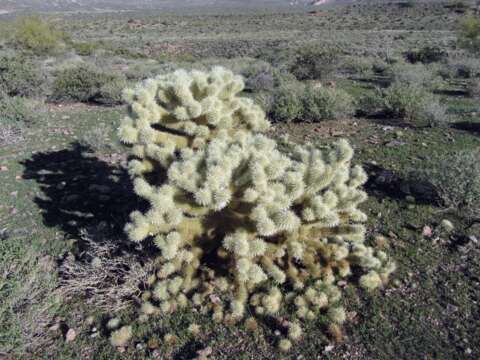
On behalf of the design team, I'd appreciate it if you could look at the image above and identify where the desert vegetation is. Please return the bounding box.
[0,1,479,359]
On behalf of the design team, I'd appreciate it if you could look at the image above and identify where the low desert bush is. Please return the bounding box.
[250,91,274,114]
[445,56,480,79]
[419,99,450,127]
[372,58,391,75]
[245,71,275,92]
[458,14,480,53]
[301,85,355,122]
[404,45,447,64]
[72,41,101,56]
[270,83,304,122]
[51,64,126,104]
[412,150,480,219]
[467,79,480,99]
[0,55,43,97]
[389,62,437,87]
[289,45,341,81]
[338,56,375,77]
[10,15,65,55]
[270,82,355,123]
[381,83,430,120]
[358,84,447,126]
[0,96,35,125]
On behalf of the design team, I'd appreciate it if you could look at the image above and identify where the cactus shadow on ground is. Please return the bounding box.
[363,163,438,204]
[452,121,480,135]
[20,142,144,249]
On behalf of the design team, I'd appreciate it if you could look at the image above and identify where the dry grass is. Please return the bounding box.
[57,230,155,313]
[0,126,24,147]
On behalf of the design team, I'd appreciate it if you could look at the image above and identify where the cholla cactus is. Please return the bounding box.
[118,67,395,348]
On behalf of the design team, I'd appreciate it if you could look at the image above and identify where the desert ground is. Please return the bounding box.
[1,1,479,359]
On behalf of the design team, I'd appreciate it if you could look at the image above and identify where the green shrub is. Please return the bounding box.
[0,55,43,97]
[95,77,128,106]
[419,99,450,127]
[443,57,480,79]
[270,83,304,123]
[458,14,480,53]
[51,65,126,105]
[0,96,35,125]
[357,90,386,116]
[339,56,375,77]
[11,15,64,55]
[413,150,480,219]
[72,41,100,56]
[389,62,437,87]
[359,83,448,126]
[404,46,447,64]
[289,46,341,81]
[301,85,355,122]
[467,78,480,99]
[372,58,390,75]
[250,91,274,114]
[381,83,430,120]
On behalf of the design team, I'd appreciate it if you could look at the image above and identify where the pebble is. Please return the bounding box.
[405,195,415,203]
[65,328,76,342]
[468,235,478,244]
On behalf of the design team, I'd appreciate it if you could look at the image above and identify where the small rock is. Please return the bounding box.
[422,226,433,238]
[405,195,415,203]
[324,344,334,353]
[469,235,478,245]
[65,328,76,342]
[37,169,54,175]
[388,231,398,239]
[117,347,126,353]
[196,347,212,358]
[85,316,95,326]
[49,323,60,332]
[136,343,144,350]
[385,140,406,147]
[0,166,8,171]
[440,219,454,232]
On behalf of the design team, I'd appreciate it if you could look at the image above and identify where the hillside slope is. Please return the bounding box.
[0,0,324,12]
